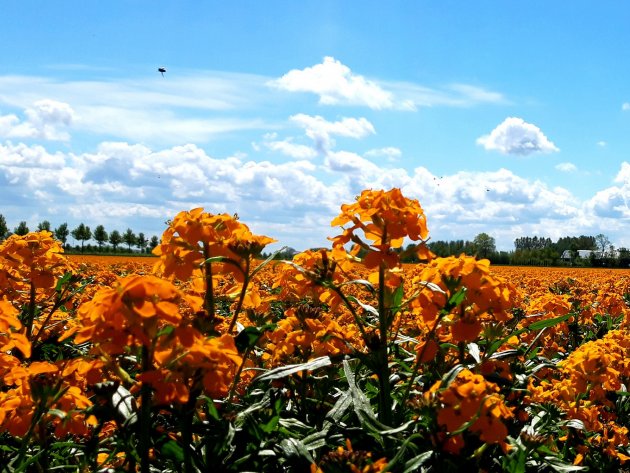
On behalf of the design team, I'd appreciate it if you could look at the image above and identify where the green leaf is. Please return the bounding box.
[490,349,520,360]
[342,359,391,433]
[156,324,175,338]
[277,438,314,463]
[543,456,588,472]
[561,419,585,430]
[250,247,288,278]
[418,280,446,294]
[402,451,433,473]
[467,342,481,363]
[55,272,73,292]
[255,356,332,383]
[527,314,571,331]
[111,384,137,424]
[347,296,379,317]
[259,414,280,433]
[448,287,467,307]
[441,364,466,387]
[161,440,184,463]
[339,279,375,293]
[235,325,266,352]
[387,283,405,310]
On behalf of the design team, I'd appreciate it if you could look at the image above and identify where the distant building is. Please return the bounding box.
[560,249,619,261]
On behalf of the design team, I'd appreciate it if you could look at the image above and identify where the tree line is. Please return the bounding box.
[0,215,159,254]
[1,213,626,267]
[424,232,628,267]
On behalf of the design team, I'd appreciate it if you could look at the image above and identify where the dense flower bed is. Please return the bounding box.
[0,189,629,472]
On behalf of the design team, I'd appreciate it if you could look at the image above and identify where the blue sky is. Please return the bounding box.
[2,1,630,251]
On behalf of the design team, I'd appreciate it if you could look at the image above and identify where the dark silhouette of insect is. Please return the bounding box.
[158,67,167,77]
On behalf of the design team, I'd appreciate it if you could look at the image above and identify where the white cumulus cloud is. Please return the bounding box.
[477,117,559,155]
[270,56,395,109]
[261,134,318,160]
[290,114,375,153]
[0,100,75,141]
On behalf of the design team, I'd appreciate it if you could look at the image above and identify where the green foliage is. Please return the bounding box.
[13,221,29,236]
[54,222,69,244]
[109,229,123,250]
[93,224,108,247]
[0,214,8,240]
[71,223,92,252]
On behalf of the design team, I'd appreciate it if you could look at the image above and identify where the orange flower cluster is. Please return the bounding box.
[330,188,430,285]
[527,329,630,462]
[409,255,516,344]
[0,360,96,438]
[153,208,275,286]
[0,299,30,358]
[148,331,242,402]
[2,189,630,470]
[264,305,359,365]
[425,368,513,452]
[272,249,361,310]
[0,231,73,300]
[64,275,198,347]
[61,274,242,404]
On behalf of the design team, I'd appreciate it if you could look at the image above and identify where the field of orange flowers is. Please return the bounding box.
[1,188,629,472]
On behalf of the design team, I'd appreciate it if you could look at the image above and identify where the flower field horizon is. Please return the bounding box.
[1,188,629,472]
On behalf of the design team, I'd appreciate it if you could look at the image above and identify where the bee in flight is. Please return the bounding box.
[158,67,167,77]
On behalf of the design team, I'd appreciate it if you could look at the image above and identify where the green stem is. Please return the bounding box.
[31,286,71,346]
[139,345,152,473]
[376,260,393,427]
[25,279,36,339]
[400,311,447,405]
[181,386,199,473]
[228,257,250,333]
[227,345,253,401]
[329,285,369,341]
[202,243,215,323]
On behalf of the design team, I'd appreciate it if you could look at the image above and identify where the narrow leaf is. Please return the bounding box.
[255,356,331,383]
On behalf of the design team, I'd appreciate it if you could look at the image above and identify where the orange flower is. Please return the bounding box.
[410,255,516,343]
[63,275,202,364]
[154,209,275,283]
[0,298,31,358]
[330,188,430,285]
[153,329,242,399]
[427,368,513,448]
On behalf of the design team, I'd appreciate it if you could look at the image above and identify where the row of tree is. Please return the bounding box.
[424,233,627,267]
[1,213,626,267]
[0,215,159,254]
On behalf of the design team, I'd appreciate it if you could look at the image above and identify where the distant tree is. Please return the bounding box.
[428,239,476,257]
[54,223,69,245]
[71,223,92,253]
[37,220,51,232]
[0,214,8,240]
[123,228,137,251]
[473,233,496,259]
[149,235,160,251]
[14,221,30,236]
[93,225,108,249]
[136,232,147,252]
[514,236,553,251]
[618,247,630,267]
[109,230,122,251]
[595,233,611,254]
